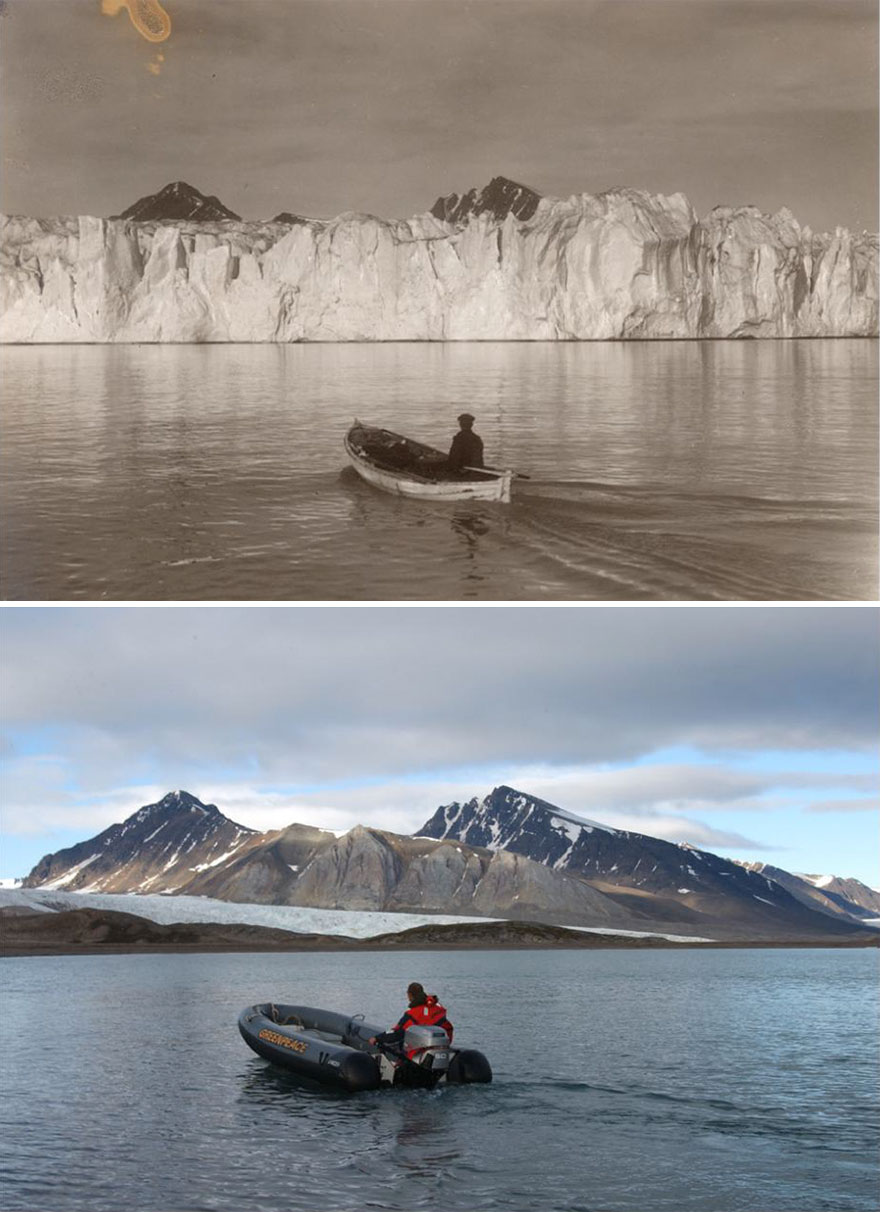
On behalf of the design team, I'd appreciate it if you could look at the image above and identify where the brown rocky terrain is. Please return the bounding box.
[23,793,636,928]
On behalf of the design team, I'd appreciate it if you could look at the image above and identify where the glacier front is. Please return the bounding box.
[1,188,876,342]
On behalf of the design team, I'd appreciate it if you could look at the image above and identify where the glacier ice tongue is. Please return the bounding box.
[0,189,876,342]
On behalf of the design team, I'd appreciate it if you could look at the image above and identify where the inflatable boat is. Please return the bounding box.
[238,1003,492,1092]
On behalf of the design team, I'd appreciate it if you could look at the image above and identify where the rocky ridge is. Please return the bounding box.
[19,789,878,940]
[430,176,542,224]
[1,179,876,341]
[25,790,258,894]
[21,792,633,928]
[417,786,873,937]
[735,862,880,920]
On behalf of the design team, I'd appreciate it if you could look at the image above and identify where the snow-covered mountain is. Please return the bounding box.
[21,791,633,927]
[23,790,258,893]
[417,786,872,936]
[20,788,877,940]
[2,180,875,342]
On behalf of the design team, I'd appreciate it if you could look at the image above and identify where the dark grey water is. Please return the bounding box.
[1,341,876,600]
[0,948,877,1212]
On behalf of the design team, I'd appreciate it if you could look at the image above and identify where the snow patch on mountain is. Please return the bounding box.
[40,855,101,889]
[802,874,835,889]
[551,808,615,836]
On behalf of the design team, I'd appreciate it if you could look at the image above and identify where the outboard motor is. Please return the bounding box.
[403,1024,452,1079]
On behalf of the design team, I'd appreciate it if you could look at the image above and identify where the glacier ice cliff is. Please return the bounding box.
[1,189,877,342]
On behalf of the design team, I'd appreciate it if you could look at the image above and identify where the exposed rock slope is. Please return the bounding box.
[112,181,241,222]
[23,790,257,894]
[431,176,542,224]
[22,792,632,928]
[2,181,875,341]
[798,874,880,917]
[736,863,880,920]
[418,786,871,936]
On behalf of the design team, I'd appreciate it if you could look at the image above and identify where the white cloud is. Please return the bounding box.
[2,608,876,786]
[1,607,876,872]
[806,797,879,814]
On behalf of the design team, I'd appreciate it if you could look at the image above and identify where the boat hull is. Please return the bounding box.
[239,1004,383,1091]
[344,424,512,503]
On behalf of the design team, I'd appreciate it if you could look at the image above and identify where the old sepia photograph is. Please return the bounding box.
[0,0,877,599]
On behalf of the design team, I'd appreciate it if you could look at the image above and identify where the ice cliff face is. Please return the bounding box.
[1,187,876,342]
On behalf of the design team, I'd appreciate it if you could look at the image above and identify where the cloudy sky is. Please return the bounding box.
[0,0,876,232]
[1,605,877,886]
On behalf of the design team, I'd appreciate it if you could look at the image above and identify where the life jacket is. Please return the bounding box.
[402,995,454,1058]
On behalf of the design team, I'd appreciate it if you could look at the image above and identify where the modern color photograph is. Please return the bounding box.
[1,604,879,1211]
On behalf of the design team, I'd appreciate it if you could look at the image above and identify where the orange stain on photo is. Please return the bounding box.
[101,0,172,44]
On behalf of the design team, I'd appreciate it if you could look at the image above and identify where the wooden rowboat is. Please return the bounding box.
[344,422,513,503]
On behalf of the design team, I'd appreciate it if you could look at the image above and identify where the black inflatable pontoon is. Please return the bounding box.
[238,1003,492,1092]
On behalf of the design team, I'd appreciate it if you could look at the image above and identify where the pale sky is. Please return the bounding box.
[0,0,876,232]
[1,605,877,887]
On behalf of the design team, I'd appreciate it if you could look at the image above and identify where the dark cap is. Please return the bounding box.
[457,413,475,424]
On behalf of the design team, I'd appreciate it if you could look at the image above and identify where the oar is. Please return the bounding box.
[465,465,531,480]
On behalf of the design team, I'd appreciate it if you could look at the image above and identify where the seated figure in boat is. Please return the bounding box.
[447,413,484,475]
[369,982,454,1056]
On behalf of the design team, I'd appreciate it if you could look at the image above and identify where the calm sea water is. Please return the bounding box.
[0,948,877,1212]
[0,341,876,600]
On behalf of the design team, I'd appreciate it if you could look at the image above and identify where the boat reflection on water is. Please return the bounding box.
[450,512,491,547]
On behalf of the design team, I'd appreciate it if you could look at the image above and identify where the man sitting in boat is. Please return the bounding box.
[447,413,484,475]
[369,982,454,1056]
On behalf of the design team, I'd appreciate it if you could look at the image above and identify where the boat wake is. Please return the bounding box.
[504,481,875,600]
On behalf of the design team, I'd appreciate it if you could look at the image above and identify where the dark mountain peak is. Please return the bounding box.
[22,790,254,893]
[430,176,542,225]
[488,783,521,799]
[482,785,616,832]
[486,175,539,201]
[416,785,873,938]
[160,788,200,804]
[271,211,312,226]
[132,789,219,821]
[112,183,241,223]
[417,785,616,860]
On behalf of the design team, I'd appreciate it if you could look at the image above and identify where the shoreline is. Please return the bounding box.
[4,938,878,957]
[2,908,876,957]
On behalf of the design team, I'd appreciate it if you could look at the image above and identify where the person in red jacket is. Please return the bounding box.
[369,982,454,1055]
